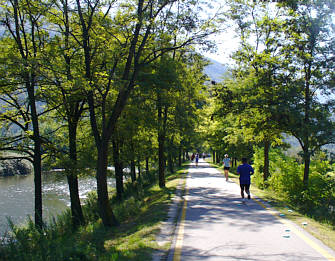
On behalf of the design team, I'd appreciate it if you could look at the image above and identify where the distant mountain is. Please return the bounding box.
[203,58,228,83]
[283,134,335,156]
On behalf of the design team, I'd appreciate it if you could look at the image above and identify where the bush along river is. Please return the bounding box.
[0,170,116,235]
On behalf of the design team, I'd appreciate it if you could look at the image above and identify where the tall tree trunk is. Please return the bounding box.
[129,140,136,182]
[303,148,310,188]
[96,141,118,226]
[131,159,136,183]
[67,121,85,228]
[167,138,174,173]
[178,146,182,167]
[112,137,123,200]
[27,81,43,229]
[302,61,312,188]
[33,147,42,229]
[216,152,220,164]
[10,0,43,229]
[263,140,270,182]
[168,151,174,173]
[137,157,141,179]
[158,133,165,187]
[130,159,136,183]
[212,150,215,164]
[66,173,84,228]
[145,157,149,173]
[61,0,85,229]
[157,94,168,188]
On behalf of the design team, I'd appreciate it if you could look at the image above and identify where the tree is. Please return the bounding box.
[222,0,335,188]
[225,0,291,181]
[40,0,88,228]
[73,0,218,226]
[0,0,52,228]
[174,54,209,165]
[277,0,335,187]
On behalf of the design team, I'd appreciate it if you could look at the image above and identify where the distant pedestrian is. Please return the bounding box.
[195,153,199,167]
[191,153,195,162]
[237,158,254,202]
[222,154,231,181]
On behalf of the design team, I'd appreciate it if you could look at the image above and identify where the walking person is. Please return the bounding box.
[237,158,254,202]
[222,154,231,181]
[195,153,199,167]
[191,153,195,162]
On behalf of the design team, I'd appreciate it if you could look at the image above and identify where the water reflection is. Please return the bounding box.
[0,172,115,235]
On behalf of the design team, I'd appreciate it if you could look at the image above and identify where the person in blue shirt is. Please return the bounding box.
[237,158,254,201]
[195,153,199,167]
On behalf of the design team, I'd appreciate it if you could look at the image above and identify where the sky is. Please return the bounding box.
[203,30,240,65]
[199,1,240,66]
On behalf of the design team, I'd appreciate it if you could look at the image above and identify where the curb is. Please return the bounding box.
[152,170,188,261]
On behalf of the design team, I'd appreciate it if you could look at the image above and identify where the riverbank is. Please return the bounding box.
[0,171,117,235]
[208,160,335,252]
[0,159,31,177]
[0,166,187,260]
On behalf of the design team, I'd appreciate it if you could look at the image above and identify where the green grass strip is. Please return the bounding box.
[0,165,189,261]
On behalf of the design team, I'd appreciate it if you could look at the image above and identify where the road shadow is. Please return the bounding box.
[170,163,331,261]
[183,165,282,232]
[184,185,281,231]
[178,244,323,261]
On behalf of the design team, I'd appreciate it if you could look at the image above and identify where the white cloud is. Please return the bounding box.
[202,28,240,65]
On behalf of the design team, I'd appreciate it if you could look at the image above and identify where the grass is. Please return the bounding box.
[0,166,188,261]
[101,170,185,260]
[5,158,334,260]
[207,158,335,252]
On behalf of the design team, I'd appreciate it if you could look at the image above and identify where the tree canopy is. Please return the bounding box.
[1,0,335,232]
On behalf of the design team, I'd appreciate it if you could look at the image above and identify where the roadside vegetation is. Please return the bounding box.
[0,0,217,229]
[1,0,335,259]
[0,167,186,261]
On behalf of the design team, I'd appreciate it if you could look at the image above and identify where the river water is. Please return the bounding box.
[0,171,115,235]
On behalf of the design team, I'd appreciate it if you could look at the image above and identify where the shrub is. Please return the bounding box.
[253,146,335,223]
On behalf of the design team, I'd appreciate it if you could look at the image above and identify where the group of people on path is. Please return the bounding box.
[222,154,254,202]
[190,152,254,201]
[191,152,206,167]
[191,153,199,166]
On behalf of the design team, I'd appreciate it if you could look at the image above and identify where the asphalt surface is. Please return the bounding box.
[167,159,335,261]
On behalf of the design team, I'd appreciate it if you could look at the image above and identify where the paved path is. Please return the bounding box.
[168,160,335,261]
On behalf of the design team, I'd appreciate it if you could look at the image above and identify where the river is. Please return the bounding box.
[0,171,115,235]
